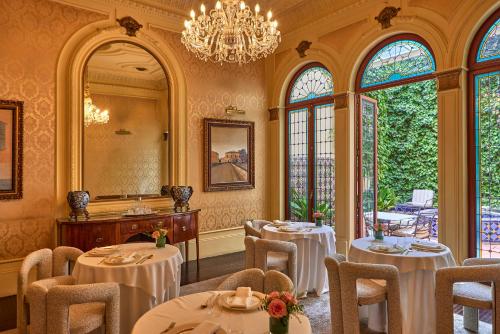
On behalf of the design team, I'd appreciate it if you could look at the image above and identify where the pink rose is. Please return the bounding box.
[267,291,280,300]
[281,292,296,305]
[151,231,160,239]
[268,299,288,319]
[313,211,324,219]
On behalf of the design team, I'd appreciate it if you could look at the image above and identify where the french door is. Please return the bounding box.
[356,95,379,237]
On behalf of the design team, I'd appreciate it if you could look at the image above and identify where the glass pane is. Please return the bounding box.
[475,71,500,258]
[361,40,435,88]
[289,108,309,221]
[361,98,377,216]
[289,67,333,104]
[477,18,500,62]
[314,104,335,225]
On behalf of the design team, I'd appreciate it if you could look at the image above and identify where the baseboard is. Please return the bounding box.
[185,227,245,260]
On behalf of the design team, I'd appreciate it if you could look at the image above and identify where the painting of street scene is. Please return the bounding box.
[204,118,255,192]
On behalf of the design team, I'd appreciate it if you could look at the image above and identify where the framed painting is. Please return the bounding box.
[204,118,255,192]
[0,100,23,200]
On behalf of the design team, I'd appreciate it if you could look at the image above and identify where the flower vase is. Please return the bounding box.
[315,219,323,227]
[374,229,384,241]
[269,316,289,334]
[156,236,166,248]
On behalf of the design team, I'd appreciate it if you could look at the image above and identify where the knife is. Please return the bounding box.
[160,321,176,334]
[137,254,153,264]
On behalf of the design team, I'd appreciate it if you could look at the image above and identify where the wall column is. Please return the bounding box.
[333,92,356,255]
[437,68,468,262]
[267,107,285,220]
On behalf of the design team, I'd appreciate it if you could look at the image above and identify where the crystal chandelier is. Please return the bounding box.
[83,72,109,127]
[181,0,281,64]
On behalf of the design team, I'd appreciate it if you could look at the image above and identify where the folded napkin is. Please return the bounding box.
[229,287,252,309]
[87,246,118,256]
[278,226,300,232]
[411,242,443,250]
[105,252,137,264]
[191,321,221,334]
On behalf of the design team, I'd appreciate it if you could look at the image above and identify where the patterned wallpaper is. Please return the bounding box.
[0,0,105,260]
[0,0,267,259]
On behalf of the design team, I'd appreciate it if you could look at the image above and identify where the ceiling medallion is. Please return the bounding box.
[181,1,281,65]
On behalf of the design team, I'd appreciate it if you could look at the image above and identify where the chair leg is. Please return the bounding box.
[463,306,479,332]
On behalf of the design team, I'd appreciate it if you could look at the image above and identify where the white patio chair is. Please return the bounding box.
[406,189,434,208]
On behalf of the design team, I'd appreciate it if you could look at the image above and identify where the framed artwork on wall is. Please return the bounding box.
[204,118,255,192]
[0,100,23,200]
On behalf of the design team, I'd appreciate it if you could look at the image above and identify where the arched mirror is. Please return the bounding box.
[83,42,170,201]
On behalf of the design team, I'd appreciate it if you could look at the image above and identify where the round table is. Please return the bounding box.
[349,237,456,334]
[262,223,336,297]
[73,242,183,334]
[132,291,312,334]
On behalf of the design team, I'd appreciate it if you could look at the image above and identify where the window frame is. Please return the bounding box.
[285,62,334,221]
[467,8,500,257]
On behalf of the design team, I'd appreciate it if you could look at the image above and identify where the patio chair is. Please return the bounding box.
[396,189,434,213]
[391,211,434,239]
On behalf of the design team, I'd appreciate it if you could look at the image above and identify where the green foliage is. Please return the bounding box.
[366,80,438,204]
[290,190,308,220]
[377,186,399,211]
[315,201,333,221]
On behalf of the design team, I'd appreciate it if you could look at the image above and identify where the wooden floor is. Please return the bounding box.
[181,251,245,286]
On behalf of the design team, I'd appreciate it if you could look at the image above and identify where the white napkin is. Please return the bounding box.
[87,246,118,256]
[191,321,221,334]
[229,287,252,309]
[411,242,443,250]
[106,252,137,264]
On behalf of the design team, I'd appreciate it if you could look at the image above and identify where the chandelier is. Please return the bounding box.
[83,73,109,127]
[181,0,281,64]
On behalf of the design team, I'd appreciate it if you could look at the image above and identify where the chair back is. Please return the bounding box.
[216,268,266,292]
[339,262,402,334]
[325,254,347,334]
[412,189,434,207]
[52,246,83,276]
[252,220,272,230]
[243,221,262,238]
[435,262,500,334]
[255,239,297,287]
[17,248,53,334]
[263,270,294,294]
[244,236,258,269]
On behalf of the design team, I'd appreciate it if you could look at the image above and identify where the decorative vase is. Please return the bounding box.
[315,219,323,227]
[155,235,166,248]
[67,191,90,221]
[269,316,289,334]
[374,229,384,241]
[170,186,193,212]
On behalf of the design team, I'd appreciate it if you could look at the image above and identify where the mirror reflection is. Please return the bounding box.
[83,42,169,201]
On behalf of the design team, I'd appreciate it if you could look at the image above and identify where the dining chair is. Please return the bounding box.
[324,254,347,334]
[52,246,84,276]
[244,236,258,269]
[339,262,402,334]
[46,282,120,334]
[254,238,298,288]
[17,248,53,334]
[435,258,500,333]
[216,268,294,293]
[243,221,262,238]
[252,219,272,230]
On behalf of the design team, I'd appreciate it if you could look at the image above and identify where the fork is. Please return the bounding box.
[160,321,176,334]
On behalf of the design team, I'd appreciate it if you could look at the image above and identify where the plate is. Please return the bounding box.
[103,254,141,265]
[218,291,265,312]
[166,323,227,334]
[368,244,404,254]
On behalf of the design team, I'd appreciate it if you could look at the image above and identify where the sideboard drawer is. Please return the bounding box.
[172,214,195,243]
[85,224,116,249]
[120,218,173,237]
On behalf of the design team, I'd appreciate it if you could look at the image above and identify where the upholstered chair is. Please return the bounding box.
[46,282,120,334]
[435,258,500,333]
[324,254,347,334]
[17,248,53,334]
[244,236,258,269]
[252,220,272,230]
[217,268,294,294]
[339,262,402,334]
[243,221,262,238]
[52,246,83,276]
[254,239,298,287]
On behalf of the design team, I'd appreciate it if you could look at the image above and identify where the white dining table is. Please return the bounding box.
[132,291,312,334]
[262,222,336,297]
[73,242,183,334]
[349,236,456,334]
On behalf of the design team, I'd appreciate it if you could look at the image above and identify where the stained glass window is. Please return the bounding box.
[289,66,333,103]
[477,18,500,62]
[361,40,435,88]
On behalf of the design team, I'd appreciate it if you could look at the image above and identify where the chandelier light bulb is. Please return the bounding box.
[267,10,272,20]
[190,9,196,19]
[240,1,245,10]
[215,1,222,10]
[200,4,205,13]
[255,4,260,13]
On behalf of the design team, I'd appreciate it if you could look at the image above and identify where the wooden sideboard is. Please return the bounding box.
[57,209,200,264]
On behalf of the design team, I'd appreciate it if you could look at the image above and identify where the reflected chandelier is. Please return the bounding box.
[181,0,281,64]
[83,72,109,127]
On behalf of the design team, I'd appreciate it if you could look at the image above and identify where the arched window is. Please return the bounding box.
[468,9,500,258]
[285,63,335,223]
[355,34,438,238]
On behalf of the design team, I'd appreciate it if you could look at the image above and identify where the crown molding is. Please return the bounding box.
[88,70,166,90]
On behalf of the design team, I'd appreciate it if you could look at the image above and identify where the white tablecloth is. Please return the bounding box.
[73,242,183,334]
[132,291,312,334]
[349,237,456,334]
[262,223,336,297]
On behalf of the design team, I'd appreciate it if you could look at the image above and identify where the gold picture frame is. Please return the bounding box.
[0,100,23,200]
